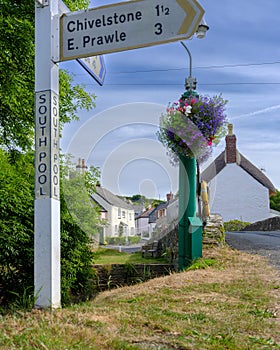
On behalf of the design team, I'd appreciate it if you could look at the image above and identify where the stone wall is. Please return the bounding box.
[92,263,175,291]
[156,225,179,267]
[142,215,225,269]
[241,215,280,231]
[203,214,225,245]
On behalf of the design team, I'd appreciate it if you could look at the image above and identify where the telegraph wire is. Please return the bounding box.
[106,61,280,74]
[83,82,280,86]
[73,60,280,76]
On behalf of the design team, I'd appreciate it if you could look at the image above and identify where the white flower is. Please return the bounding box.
[185,105,192,114]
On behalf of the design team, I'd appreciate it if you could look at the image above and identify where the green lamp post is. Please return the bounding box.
[178,42,203,271]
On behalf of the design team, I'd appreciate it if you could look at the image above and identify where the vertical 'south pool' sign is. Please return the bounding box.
[35,90,60,200]
[35,0,61,309]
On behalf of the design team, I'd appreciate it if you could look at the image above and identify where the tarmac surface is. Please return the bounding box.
[225,231,280,269]
[106,232,280,270]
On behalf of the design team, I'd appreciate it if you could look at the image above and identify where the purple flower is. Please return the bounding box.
[157,94,228,164]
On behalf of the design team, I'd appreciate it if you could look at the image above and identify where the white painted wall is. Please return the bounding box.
[208,164,274,223]
[111,206,135,237]
[167,199,179,225]
[91,193,135,238]
[166,198,200,225]
[135,217,149,236]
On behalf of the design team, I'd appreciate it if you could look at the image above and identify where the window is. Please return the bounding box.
[122,210,125,218]
[118,208,121,219]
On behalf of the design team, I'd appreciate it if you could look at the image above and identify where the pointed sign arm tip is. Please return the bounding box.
[177,0,205,36]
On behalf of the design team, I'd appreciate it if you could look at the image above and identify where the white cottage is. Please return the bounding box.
[91,185,136,241]
[135,206,156,240]
[201,124,276,223]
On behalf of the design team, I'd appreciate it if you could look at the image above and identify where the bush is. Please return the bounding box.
[224,220,251,232]
[107,237,126,245]
[0,150,34,307]
[106,236,141,245]
[128,236,141,244]
[270,190,280,212]
[0,150,100,309]
[60,195,97,305]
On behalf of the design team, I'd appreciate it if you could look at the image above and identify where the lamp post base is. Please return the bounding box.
[178,155,203,271]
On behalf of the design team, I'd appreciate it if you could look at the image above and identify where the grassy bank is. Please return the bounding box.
[0,246,279,349]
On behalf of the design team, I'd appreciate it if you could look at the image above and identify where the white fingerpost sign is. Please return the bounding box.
[34,0,61,309]
[34,0,205,309]
[59,0,205,61]
[77,55,106,86]
[58,0,106,85]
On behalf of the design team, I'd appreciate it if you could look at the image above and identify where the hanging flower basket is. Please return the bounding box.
[157,93,228,163]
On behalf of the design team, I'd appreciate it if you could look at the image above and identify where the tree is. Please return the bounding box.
[0,0,94,150]
[61,157,102,245]
[60,158,105,304]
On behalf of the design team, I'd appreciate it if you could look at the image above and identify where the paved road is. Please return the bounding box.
[226,231,280,269]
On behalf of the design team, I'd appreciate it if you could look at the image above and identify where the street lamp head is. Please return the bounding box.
[196,18,209,39]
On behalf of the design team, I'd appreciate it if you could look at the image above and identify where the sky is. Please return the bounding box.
[60,0,280,199]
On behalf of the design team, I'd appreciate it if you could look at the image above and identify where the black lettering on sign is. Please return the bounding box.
[35,90,59,200]
[68,38,75,50]
[53,175,59,186]
[38,163,47,173]
[82,31,127,48]
[36,91,50,198]
[39,94,46,104]
[40,187,46,195]
[154,23,163,35]
[39,115,47,125]
[38,174,47,185]
[39,152,47,162]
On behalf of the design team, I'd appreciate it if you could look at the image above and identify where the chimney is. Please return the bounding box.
[166,192,173,202]
[225,124,237,163]
[76,158,88,174]
[81,158,88,170]
[76,158,82,172]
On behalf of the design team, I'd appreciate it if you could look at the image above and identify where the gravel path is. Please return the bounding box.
[225,231,280,270]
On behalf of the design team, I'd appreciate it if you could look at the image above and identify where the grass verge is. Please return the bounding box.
[94,247,168,265]
[0,246,279,350]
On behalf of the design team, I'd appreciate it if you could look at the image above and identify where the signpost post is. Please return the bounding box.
[34,0,61,308]
[34,0,205,308]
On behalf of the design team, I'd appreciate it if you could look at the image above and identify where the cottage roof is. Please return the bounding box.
[148,210,157,224]
[92,199,107,212]
[147,201,170,224]
[201,148,276,193]
[135,206,156,220]
[94,186,135,210]
[201,151,226,183]
[239,152,276,193]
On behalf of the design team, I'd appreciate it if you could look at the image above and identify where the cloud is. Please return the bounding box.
[233,104,280,119]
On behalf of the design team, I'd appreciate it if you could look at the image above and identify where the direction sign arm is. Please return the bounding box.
[59,0,205,61]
